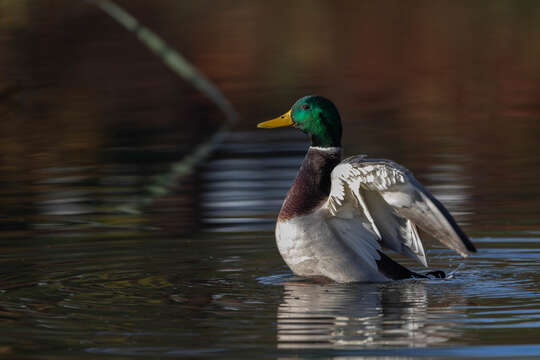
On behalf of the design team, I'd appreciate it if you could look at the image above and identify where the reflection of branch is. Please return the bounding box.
[87,0,238,213]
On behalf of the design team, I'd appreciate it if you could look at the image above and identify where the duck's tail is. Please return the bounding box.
[376,251,446,280]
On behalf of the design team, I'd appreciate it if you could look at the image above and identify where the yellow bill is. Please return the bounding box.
[257,109,293,128]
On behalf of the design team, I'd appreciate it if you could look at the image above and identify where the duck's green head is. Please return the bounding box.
[257,95,342,147]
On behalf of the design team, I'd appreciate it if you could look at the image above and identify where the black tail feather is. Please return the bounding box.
[376,251,445,280]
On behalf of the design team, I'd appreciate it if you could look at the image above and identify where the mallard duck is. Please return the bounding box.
[257,95,476,283]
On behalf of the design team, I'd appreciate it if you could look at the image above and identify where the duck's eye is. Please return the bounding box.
[301,104,311,110]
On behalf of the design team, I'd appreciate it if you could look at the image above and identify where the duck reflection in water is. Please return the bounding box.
[277,280,465,349]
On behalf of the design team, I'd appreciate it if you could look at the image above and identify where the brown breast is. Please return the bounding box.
[278,147,342,221]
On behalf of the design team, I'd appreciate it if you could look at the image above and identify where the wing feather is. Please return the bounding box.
[326,156,476,264]
[362,189,428,266]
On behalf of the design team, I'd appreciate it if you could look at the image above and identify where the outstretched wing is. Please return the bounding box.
[326,156,476,266]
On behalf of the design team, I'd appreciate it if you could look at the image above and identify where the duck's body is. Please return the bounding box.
[258,95,476,283]
[276,147,388,282]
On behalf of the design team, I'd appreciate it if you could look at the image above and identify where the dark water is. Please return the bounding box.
[2,1,540,359]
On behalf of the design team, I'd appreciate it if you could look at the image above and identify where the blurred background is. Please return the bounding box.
[2,1,540,231]
[1,1,540,358]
